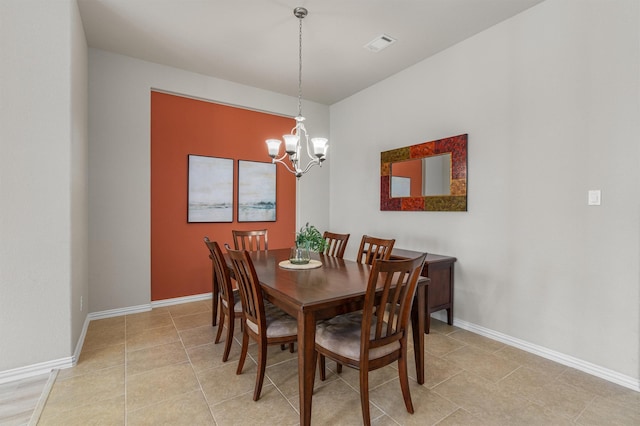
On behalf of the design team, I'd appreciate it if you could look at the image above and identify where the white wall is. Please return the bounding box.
[88,50,330,313]
[0,0,87,372]
[330,0,639,383]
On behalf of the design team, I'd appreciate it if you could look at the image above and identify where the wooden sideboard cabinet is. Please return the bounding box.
[391,248,457,334]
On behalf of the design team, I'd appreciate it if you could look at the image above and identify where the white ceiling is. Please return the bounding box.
[78,0,545,105]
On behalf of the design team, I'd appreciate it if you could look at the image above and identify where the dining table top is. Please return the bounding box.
[240,248,380,315]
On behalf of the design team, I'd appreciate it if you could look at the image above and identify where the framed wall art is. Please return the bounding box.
[237,160,276,222]
[187,155,234,222]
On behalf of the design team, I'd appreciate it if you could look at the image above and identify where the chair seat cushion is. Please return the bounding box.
[221,291,243,314]
[315,312,399,361]
[246,302,297,338]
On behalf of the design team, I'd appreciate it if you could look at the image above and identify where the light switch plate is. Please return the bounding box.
[588,190,601,206]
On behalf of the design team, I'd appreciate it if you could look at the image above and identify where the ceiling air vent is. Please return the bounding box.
[363,34,396,52]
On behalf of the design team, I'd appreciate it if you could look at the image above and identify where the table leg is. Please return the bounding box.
[297,311,317,426]
[411,283,426,385]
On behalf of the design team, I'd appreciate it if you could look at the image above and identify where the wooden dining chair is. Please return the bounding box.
[203,237,243,362]
[232,229,268,251]
[322,231,350,259]
[322,234,394,376]
[356,235,395,265]
[227,248,298,401]
[315,253,428,426]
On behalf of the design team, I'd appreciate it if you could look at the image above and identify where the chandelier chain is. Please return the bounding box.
[297,13,303,118]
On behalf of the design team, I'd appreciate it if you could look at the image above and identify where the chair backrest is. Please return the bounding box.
[362,253,427,356]
[227,248,266,334]
[232,229,268,251]
[203,237,235,312]
[356,235,395,265]
[322,231,350,259]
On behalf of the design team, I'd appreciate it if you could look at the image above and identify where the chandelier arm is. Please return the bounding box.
[271,156,299,175]
[304,136,316,161]
[299,158,321,175]
[297,123,315,162]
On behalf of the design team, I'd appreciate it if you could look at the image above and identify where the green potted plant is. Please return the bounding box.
[296,222,327,252]
[290,223,327,264]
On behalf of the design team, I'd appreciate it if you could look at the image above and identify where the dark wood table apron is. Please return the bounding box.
[221,248,428,426]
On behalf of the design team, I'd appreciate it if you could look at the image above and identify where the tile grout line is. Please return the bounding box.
[176,307,219,424]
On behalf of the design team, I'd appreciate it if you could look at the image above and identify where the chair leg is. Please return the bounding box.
[214,310,225,344]
[318,354,326,381]
[337,362,343,374]
[221,314,235,362]
[253,340,268,401]
[359,369,371,426]
[212,295,220,326]
[398,356,414,414]
[236,331,249,375]
[289,342,295,353]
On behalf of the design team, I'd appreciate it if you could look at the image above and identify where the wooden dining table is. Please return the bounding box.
[220,248,428,426]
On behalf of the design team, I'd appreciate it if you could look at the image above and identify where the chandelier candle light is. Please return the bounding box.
[266,7,328,179]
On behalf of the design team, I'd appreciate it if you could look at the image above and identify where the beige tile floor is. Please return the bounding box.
[28,300,639,425]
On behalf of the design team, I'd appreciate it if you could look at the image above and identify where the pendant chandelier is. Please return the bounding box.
[266,7,328,179]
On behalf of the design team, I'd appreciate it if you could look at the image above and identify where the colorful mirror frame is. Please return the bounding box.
[380,134,467,211]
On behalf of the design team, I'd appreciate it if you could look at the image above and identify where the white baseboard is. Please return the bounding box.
[150,292,212,308]
[452,317,640,392]
[88,303,152,320]
[0,356,73,385]
[0,314,93,385]
[72,314,90,365]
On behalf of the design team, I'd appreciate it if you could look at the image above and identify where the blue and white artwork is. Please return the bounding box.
[188,155,233,222]
[238,160,276,222]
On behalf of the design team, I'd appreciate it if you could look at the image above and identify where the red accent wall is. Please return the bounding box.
[151,92,296,301]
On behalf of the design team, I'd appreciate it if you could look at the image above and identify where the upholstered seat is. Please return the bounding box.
[316,312,399,361]
[246,301,298,338]
[222,291,243,318]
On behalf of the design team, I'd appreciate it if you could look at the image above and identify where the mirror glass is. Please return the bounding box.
[390,154,451,197]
